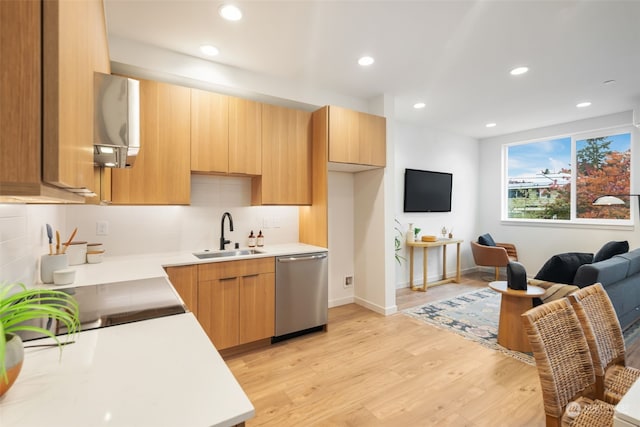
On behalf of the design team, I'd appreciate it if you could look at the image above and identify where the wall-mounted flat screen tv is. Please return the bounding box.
[403,168,452,212]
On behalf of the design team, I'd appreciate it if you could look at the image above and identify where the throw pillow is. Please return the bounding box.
[478,233,496,246]
[534,252,594,285]
[593,240,629,263]
[507,261,527,290]
[528,278,580,307]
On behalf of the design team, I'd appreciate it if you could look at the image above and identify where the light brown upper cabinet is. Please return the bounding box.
[190,89,229,174]
[328,105,386,168]
[1,0,109,203]
[252,104,312,205]
[229,97,262,175]
[191,90,262,176]
[111,79,191,205]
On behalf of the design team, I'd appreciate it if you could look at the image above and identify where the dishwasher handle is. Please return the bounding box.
[277,253,327,263]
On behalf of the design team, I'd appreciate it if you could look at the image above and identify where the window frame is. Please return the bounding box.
[502,126,634,228]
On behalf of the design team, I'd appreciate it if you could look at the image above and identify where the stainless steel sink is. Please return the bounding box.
[193,249,264,259]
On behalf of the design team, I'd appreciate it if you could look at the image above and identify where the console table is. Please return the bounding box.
[407,239,463,292]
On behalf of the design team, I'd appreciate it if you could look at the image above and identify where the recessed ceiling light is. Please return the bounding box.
[358,56,374,66]
[510,66,529,76]
[200,45,219,56]
[485,123,497,128]
[413,102,426,109]
[576,101,592,108]
[219,4,242,21]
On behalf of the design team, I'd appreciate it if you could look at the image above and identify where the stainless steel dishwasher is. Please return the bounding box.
[274,252,328,341]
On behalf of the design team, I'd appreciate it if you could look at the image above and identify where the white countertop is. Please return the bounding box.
[10,242,327,427]
[615,377,640,426]
[57,243,327,288]
[0,313,254,427]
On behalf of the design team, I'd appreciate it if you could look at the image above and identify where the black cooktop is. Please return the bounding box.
[21,277,187,341]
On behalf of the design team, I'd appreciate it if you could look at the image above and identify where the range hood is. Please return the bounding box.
[94,73,140,168]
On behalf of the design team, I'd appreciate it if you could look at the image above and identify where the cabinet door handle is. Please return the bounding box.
[220,277,236,281]
[242,274,259,278]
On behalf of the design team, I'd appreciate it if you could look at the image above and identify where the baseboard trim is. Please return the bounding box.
[354,296,397,316]
[329,296,355,308]
[395,266,480,289]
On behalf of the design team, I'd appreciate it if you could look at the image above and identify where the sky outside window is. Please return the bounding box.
[508,137,571,178]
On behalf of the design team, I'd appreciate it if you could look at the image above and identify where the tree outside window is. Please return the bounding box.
[576,135,631,219]
[505,131,631,222]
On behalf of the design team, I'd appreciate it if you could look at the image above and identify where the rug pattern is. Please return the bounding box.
[403,288,534,366]
[403,287,640,367]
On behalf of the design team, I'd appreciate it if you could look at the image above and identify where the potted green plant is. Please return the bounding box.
[0,282,80,397]
[414,227,421,241]
[394,219,406,265]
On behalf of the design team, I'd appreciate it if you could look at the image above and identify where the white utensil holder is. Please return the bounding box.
[41,254,68,284]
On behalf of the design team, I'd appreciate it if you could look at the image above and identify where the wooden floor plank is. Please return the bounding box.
[225,271,639,426]
[225,272,550,426]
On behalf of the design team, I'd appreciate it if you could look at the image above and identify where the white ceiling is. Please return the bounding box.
[104,0,640,139]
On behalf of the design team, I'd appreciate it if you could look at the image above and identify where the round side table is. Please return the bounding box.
[488,281,545,353]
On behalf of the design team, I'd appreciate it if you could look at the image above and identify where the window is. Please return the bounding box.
[505,130,632,223]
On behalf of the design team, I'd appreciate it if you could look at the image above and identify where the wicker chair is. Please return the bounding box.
[470,241,518,281]
[568,283,640,404]
[521,298,615,427]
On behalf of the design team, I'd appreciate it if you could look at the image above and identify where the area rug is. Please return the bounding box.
[402,288,536,365]
[403,287,640,367]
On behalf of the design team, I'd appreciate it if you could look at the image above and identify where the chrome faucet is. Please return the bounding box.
[220,212,234,250]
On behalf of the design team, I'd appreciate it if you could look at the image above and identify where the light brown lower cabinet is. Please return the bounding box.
[164,265,198,316]
[197,258,275,350]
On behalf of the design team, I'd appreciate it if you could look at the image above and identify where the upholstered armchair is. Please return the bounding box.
[470,240,518,281]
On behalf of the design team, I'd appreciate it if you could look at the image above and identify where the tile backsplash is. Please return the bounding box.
[65,175,299,256]
[0,175,299,285]
[0,204,65,286]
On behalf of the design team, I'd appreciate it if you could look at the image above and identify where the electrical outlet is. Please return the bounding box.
[96,221,109,236]
[344,276,353,288]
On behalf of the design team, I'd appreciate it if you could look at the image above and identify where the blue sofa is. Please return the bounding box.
[574,248,640,330]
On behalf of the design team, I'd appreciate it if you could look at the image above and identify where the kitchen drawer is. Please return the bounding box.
[198,257,274,281]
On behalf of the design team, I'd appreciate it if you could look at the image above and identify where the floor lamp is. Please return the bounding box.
[592,194,640,220]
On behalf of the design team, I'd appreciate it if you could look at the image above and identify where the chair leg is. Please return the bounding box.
[495,267,499,281]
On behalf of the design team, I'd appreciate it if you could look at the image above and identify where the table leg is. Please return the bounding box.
[442,246,447,280]
[497,294,535,353]
[409,245,415,289]
[421,246,428,291]
[455,242,461,283]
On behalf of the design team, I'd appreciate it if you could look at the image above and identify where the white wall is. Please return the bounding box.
[394,121,480,288]
[328,172,355,307]
[478,111,640,273]
[354,169,390,312]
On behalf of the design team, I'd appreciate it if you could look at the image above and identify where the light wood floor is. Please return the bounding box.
[225,272,547,426]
